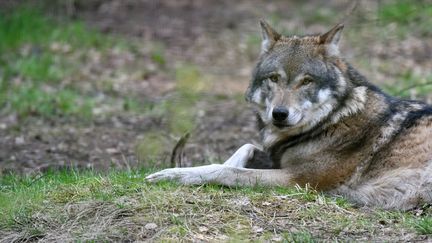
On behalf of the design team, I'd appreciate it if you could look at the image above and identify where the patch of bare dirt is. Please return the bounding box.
[0,101,258,174]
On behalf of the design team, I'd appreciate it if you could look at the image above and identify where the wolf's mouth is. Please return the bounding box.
[272,115,303,129]
[272,122,291,129]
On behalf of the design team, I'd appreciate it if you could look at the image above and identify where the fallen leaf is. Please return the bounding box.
[145,223,158,230]
[252,225,264,233]
[198,226,208,232]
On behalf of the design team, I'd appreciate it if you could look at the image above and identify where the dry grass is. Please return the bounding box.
[0,170,431,242]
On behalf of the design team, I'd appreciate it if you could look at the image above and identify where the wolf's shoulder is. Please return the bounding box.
[392,98,432,130]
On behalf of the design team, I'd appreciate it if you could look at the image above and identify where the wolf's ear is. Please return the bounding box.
[319,24,344,55]
[260,20,281,54]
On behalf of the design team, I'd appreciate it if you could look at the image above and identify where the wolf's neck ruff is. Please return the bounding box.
[265,77,370,167]
[260,60,369,149]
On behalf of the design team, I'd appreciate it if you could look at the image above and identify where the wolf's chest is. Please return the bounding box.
[278,141,326,166]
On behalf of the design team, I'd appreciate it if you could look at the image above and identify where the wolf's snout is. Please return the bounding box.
[272,106,289,121]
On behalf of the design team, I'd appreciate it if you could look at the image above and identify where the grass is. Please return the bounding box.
[283,231,316,243]
[0,7,128,119]
[135,131,169,164]
[413,217,432,235]
[0,6,205,165]
[302,6,336,26]
[382,72,432,99]
[378,0,432,37]
[0,169,430,241]
[150,43,167,66]
[134,64,208,165]
[0,8,112,53]
[9,85,94,119]
[11,52,69,82]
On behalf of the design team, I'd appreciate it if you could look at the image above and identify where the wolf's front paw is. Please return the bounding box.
[145,165,224,185]
[145,168,187,183]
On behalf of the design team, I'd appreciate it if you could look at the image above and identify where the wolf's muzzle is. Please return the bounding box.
[272,106,289,122]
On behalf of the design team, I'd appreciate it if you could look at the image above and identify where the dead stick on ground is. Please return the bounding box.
[170,132,190,168]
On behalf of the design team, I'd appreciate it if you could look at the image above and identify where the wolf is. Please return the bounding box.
[146,21,432,210]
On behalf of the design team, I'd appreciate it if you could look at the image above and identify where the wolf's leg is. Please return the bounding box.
[223,143,274,169]
[223,144,258,167]
[145,164,291,187]
[334,163,432,210]
[146,144,281,186]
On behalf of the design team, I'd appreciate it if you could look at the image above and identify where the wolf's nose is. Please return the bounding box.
[272,107,289,121]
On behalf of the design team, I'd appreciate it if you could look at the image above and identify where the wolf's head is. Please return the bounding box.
[246,21,364,140]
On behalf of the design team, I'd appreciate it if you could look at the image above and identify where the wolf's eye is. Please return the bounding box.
[300,77,314,86]
[269,75,279,83]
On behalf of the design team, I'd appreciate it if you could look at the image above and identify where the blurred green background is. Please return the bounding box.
[0,0,431,174]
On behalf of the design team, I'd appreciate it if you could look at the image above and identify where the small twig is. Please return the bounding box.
[121,153,131,172]
[170,132,190,168]
[28,173,48,187]
[396,82,432,96]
